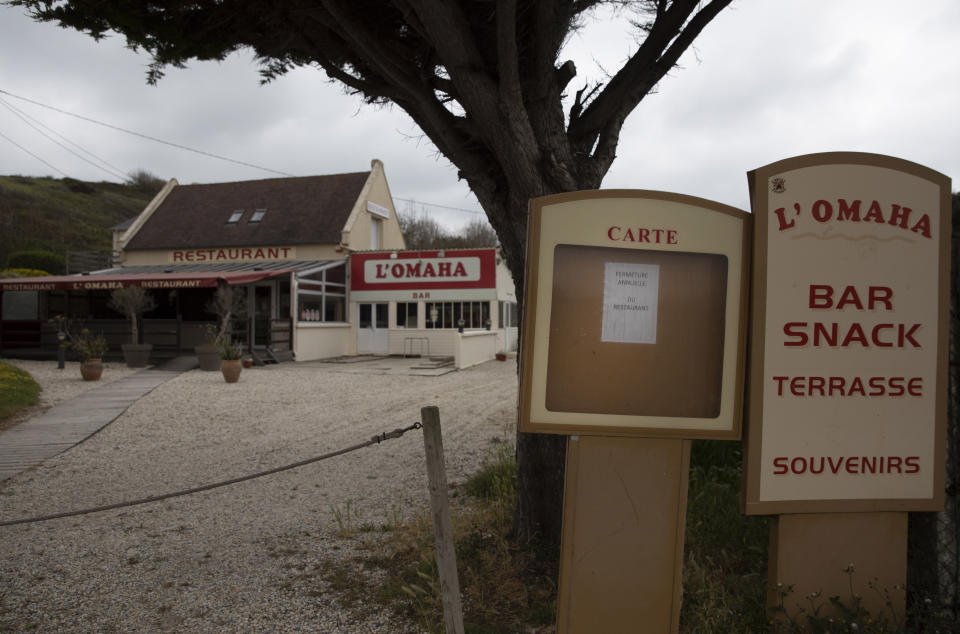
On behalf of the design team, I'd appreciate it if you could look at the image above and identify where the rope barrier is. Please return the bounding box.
[0,422,422,528]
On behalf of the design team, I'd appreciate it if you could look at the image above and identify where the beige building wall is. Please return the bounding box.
[341,159,406,252]
[496,256,517,303]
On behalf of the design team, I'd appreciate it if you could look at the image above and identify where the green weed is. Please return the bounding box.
[0,362,41,423]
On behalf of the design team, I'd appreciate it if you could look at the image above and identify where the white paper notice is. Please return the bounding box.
[601,262,660,344]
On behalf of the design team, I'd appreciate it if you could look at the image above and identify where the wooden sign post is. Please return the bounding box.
[744,153,950,622]
[520,191,750,632]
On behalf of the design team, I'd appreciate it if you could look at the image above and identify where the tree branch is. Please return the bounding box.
[568,0,732,151]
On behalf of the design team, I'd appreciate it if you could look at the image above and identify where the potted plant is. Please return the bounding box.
[108,286,157,367]
[217,336,244,383]
[66,328,109,381]
[196,325,224,371]
[197,286,246,371]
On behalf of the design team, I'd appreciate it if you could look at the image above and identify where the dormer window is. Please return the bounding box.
[249,209,266,223]
[227,210,244,224]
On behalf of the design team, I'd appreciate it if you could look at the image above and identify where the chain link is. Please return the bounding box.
[0,421,424,528]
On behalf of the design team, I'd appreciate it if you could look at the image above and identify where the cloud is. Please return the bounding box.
[1,0,957,232]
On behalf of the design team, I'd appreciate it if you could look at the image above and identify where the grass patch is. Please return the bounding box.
[680,439,769,632]
[318,440,557,633]
[321,439,924,632]
[0,361,41,423]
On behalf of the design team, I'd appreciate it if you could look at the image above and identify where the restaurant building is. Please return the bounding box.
[0,160,517,366]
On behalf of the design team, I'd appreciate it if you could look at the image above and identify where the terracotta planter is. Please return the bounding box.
[80,358,103,381]
[195,344,221,371]
[221,359,242,383]
[242,358,254,369]
[495,353,507,361]
[121,343,153,368]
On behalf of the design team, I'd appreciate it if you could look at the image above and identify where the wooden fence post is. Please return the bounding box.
[420,406,465,634]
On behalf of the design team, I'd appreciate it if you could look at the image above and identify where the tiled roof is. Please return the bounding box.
[123,172,370,250]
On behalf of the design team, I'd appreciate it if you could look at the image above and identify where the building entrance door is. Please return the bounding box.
[357,303,388,354]
[252,285,273,348]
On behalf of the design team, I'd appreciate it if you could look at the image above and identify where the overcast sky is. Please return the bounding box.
[0,1,957,231]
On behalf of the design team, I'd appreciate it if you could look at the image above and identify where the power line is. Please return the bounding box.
[0,95,129,178]
[0,88,297,178]
[0,97,128,181]
[394,197,485,216]
[0,88,491,216]
[0,129,69,177]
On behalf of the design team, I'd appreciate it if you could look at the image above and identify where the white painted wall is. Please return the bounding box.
[388,329,458,358]
[455,331,498,369]
[294,323,351,360]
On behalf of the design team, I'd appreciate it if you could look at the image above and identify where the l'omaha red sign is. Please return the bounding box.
[744,152,950,515]
[349,248,498,301]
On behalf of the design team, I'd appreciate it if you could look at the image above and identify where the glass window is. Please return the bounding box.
[47,291,67,319]
[452,302,462,328]
[249,209,266,223]
[227,210,244,224]
[68,292,89,318]
[296,262,347,323]
[424,301,491,329]
[325,264,345,286]
[1,291,39,320]
[149,289,175,319]
[359,303,372,328]
[375,303,388,328]
[397,302,418,328]
[89,291,115,319]
[499,301,518,327]
[324,296,345,322]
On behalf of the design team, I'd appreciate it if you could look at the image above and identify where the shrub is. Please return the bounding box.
[127,169,166,195]
[0,268,50,278]
[62,178,96,194]
[65,328,109,360]
[5,250,65,275]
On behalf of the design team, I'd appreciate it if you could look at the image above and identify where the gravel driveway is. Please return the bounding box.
[0,359,519,632]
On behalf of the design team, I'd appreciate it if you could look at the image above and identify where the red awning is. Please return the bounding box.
[0,270,290,292]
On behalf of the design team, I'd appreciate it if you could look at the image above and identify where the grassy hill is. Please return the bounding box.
[0,175,158,272]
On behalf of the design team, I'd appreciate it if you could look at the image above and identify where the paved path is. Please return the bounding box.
[0,357,197,482]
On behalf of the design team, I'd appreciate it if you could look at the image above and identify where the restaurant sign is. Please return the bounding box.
[349,249,497,301]
[743,152,950,514]
[0,278,208,291]
[170,246,296,263]
[0,270,284,292]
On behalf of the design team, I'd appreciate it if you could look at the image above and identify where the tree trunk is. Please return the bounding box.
[130,314,138,345]
[515,429,567,545]
[465,141,608,545]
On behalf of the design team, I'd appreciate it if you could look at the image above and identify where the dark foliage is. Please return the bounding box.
[399,211,497,250]
[4,249,65,274]
[126,169,166,195]
[0,176,154,270]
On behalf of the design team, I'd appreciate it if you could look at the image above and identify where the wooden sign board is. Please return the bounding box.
[744,152,950,514]
[519,190,750,439]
